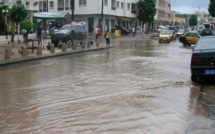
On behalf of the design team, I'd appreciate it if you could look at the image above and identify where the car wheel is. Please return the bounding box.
[191,75,197,82]
[183,42,187,46]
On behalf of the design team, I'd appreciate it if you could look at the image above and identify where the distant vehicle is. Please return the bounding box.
[156,26,167,33]
[203,23,214,30]
[115,25,130,35]
[51,24,87,47]
[197,25,204,35]
[167,30,177,41]
[201,29,213,36]
[168,25,178,33]
[158,30,171,43]
[179,31,201,46]
[176,29,185,37]
[190,36,215,82]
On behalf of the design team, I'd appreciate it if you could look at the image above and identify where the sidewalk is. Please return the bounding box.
[0,32,157,66]
[0,37,109,66]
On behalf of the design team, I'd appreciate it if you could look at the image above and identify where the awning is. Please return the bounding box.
[118,17,132,21]
[33,12,71,19]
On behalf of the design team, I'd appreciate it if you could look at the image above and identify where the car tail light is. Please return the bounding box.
[191,57,201,64]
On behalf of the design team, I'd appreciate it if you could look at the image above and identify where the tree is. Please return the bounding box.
[189,14,197,27]
[137,0,156,32]
[20,19,34,32]
[9,1,27,42]
[208,0,215,17]
[0,2,9,35]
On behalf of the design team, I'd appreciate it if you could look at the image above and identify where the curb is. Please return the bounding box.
[0,45,113,66]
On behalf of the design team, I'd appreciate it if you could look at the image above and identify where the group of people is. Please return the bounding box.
[94,26,116,46]
[94,25,138,46]
[21,24,42,44]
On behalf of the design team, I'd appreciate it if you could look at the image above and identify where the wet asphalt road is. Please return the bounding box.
[0,38,214,133]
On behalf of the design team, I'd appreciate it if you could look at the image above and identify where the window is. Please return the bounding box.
[117,1,119,8]
[50,1,54,8]
[65,0,69,10]
[79,0,86,5]
[104,0,108,6]
[121,2,123,9]
[127,3,130,10]
[58,0,64,10]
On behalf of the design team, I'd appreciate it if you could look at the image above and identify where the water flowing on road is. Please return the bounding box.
[0,39,200,133]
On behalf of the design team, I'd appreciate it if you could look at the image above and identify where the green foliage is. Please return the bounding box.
[20,19,34,32]
[9,1,27,24]
[33,18,38,31]
[7,22,15,34]
[137,0,157,23]
[0,2,9,35]
[189,14,197,26]
[208,0,215,17]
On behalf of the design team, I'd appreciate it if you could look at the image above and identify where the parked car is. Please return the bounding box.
[114,25,130,35]
[201,29,213,36]
[176,29,185,37]
[51,24,87,47]
[190,36,215,82]
[167,30,176,41]
[179,31,201,46]
[158,30,171,43]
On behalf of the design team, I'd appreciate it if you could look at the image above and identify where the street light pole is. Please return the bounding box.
[46,0,48,12]
[2,9,8,40]
[71,0,74,21]
[101,0,103,34]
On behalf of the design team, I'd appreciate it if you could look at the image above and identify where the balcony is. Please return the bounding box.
[208,18,215,22]
[111,6,116,10]
[131,10,136,14]
[25,1,39,11]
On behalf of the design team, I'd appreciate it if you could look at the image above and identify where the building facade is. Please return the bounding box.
[2,0,173,33]
[154,0,171,28]
[34,0,138,33]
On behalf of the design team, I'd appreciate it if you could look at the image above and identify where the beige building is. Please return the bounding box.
[154,0,171,27]
[171,11,186,26]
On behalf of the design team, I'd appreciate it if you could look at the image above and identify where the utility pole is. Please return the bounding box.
[71,0,74,21]
[101,0,103,34]
[47,0,48,12]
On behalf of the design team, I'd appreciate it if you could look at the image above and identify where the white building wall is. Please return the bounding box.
[3,0,139,32]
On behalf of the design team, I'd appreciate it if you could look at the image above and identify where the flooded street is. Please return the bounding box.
[0,38,204,133]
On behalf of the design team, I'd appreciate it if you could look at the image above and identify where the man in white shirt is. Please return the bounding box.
[95,26,99,40]
[132,26,136,37]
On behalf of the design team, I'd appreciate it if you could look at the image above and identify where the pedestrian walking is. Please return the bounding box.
[132,26,136,37]
[111,26,116,39]
[104,29,110,46]
[21,29,28,43]
[37,25,42,41]
[95,26,99,40]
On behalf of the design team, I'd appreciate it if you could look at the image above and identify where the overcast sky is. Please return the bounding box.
[171,0,210,14]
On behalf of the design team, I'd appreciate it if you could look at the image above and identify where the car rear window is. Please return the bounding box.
[194,38,215,50]
[160,31,168,34]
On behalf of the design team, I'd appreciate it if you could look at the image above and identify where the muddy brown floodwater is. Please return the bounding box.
[0,39,202,133]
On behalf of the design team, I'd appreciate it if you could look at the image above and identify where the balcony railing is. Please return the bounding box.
[58,6,64,11]
[111,6,116,10]
[131,10,136,14]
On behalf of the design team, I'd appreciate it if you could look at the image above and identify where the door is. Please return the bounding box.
[88,17,94,33]
[105,19,109,31]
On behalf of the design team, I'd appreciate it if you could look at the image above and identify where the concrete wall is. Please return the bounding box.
[0,33,36,46]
